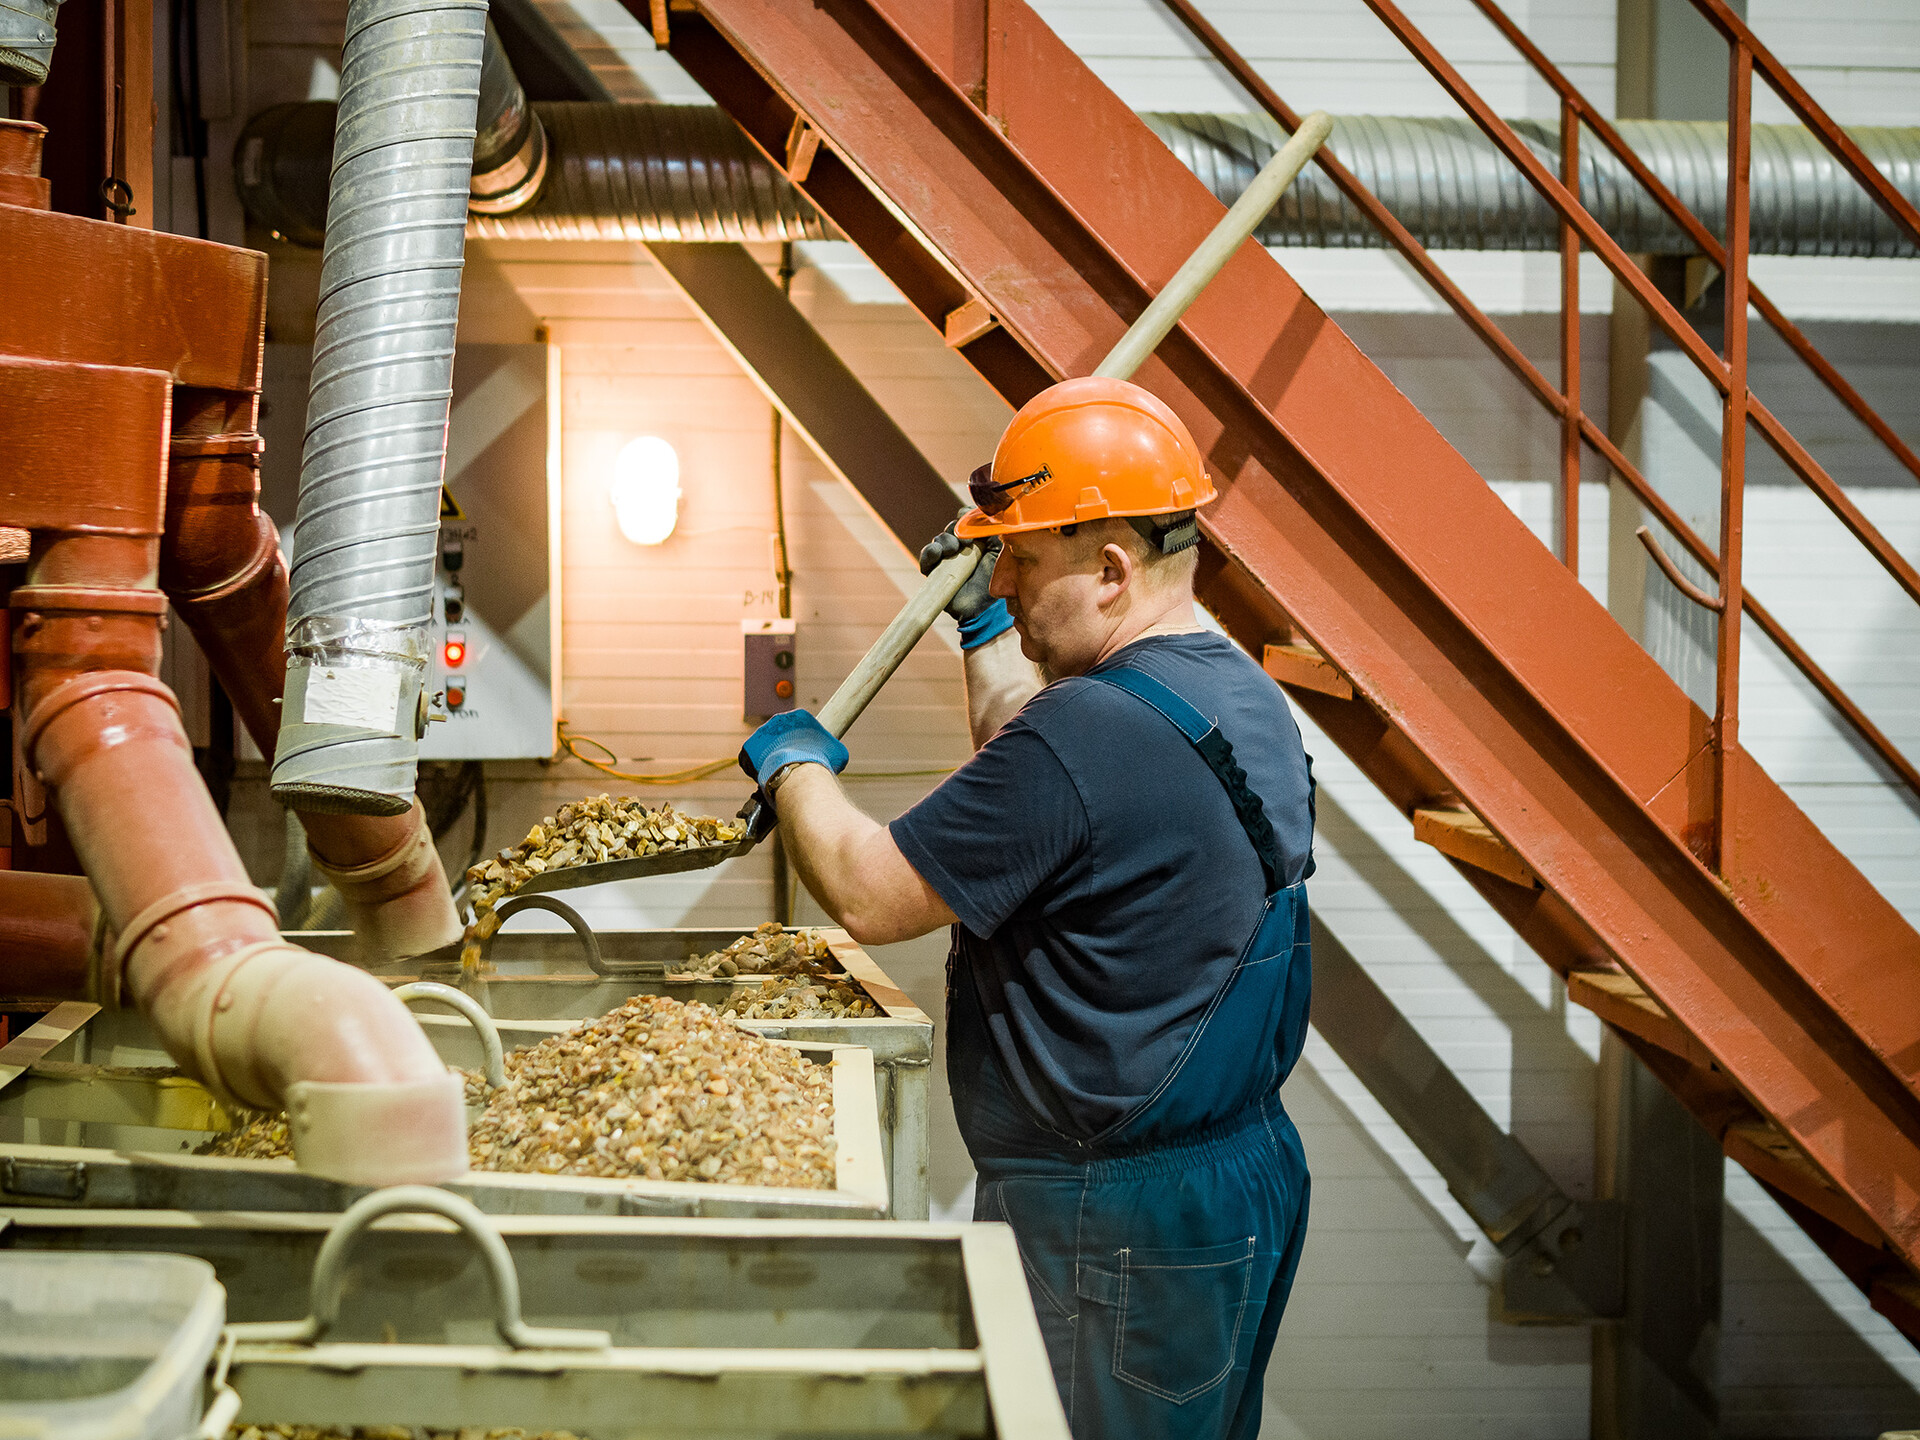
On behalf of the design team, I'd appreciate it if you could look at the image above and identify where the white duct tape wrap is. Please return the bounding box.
[272,0,486,817]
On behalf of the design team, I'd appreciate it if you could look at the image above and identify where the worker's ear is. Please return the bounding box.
[1098,540,1135,601]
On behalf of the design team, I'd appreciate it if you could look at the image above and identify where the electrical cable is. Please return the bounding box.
[557,721,954,785]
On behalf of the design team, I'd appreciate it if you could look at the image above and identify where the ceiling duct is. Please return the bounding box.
[1147,112,1920,259]
[269,0,489,817]
[240,101,1917,259]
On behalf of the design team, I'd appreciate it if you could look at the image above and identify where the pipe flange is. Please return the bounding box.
[469,115,548,215]
[20,670,180,765]
[306,801,430,886]
[168,431,265,459]
[10,585,170,615]
[111,881,280,974]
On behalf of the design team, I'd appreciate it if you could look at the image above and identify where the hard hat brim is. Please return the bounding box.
[954,507,1010,541]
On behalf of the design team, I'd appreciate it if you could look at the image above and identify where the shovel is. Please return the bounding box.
[514,113,1335,898]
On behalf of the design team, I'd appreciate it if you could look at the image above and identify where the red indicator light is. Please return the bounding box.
[443,632,467,669]
[774,679,794,699]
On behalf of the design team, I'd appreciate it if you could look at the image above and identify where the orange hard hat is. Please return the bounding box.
[955,376,1215,548]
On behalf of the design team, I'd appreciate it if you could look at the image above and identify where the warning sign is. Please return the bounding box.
[439,485,466,520]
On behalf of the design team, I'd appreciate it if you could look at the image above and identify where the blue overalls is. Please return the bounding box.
[952,666,1314,1440]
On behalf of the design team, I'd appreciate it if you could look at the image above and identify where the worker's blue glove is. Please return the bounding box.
[739,710,849,812]
[920,515,1013,651]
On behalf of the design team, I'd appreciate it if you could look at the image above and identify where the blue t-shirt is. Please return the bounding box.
[890,632,1314,1152]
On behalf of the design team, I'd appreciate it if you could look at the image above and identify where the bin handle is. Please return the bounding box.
[481,893,620,975]
[224,1186,611,1351]
[392,980,507,1090]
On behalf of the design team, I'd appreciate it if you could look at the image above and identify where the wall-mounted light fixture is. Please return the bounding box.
[610,435,681,545]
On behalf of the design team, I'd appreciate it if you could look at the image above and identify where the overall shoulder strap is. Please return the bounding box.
[1088,666,1286,895]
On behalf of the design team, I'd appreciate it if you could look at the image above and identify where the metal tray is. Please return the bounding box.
[0,1004,888,1220]
[316,924,937,1220]
[0,1198,1068,1438]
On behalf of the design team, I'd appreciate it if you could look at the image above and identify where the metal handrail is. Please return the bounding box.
[1687,0,1920,247]
[1158,0,1920,858]
[1460,0,1920,492]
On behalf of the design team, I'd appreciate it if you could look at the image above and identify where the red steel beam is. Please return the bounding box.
[659,0,1920,1272]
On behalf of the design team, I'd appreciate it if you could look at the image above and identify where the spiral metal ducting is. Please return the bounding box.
[270,0,488,817]
[240,97,1916,258]
[468,102,836,242]
[0,0,60,87]
[470,18,548,215]
[1146,112,1920,259]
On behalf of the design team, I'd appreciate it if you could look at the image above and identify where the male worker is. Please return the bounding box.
[738,376,1315,1439]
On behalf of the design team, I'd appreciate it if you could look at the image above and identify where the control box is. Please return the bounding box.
[743,618,798,720]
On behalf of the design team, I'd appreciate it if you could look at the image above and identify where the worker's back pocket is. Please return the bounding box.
[1084,1236,1256,1403]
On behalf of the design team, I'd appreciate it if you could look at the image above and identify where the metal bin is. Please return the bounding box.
[0,1193,1069,1438]
[319,923,935,1219]
[0,1001,889,1220]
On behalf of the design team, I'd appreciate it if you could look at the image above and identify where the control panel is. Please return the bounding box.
[743,618,798,720]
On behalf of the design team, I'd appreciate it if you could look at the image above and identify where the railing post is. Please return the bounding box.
[1558,96,1581,576]
[1713,38,1754,874]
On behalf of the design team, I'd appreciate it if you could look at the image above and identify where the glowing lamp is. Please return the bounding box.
[443,632,468,669]
[610,435,681,545]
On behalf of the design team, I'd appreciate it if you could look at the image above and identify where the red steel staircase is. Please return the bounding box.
[638,0,1920,1338]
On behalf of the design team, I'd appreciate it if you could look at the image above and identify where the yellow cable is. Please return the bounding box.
[556,721,736,786]
[556,721,955,787]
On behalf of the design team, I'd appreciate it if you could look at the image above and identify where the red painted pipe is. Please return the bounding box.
[9,532,465,1182]
[162,423,462,960]
[0,870,102,1002]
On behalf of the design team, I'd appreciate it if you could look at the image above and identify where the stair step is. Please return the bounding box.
[1411,806,1537,888]
[1724,1120,1884,1249]
[944,296,997,348]
[1262,641,1353,700]
[1567,966,1713,1068]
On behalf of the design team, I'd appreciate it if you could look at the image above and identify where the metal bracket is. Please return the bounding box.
[1498,1198,1626,1322]
[0,1155,88,1201]
[620,1192,704,1218]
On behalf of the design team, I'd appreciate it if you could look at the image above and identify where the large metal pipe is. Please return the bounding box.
[1146,112,1920,259]
[12,529,465,1184]
[243,102,1918,258]
[269,0,489,817]
[470,18,548,215]
[469,102,835,241]
[161,412,462,963]
[0,871,101,1003]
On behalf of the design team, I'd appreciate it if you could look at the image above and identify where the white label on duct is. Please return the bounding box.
[303,666,401,731]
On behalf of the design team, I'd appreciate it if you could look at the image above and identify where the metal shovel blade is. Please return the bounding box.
[510,833,762,895]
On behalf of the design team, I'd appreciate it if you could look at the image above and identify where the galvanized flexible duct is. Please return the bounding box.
[0,0,59,87]
[468,102,836,241]
[270,0,488,817]
[470,18,548,215]
[1145,113,1920,259]
[240,102,1915,257]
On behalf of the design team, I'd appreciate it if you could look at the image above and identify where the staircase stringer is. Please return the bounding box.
[654,0,1920,1315]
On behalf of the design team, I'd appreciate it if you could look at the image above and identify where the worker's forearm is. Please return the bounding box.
[961,627,1042,749]
[772,765,954,944]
